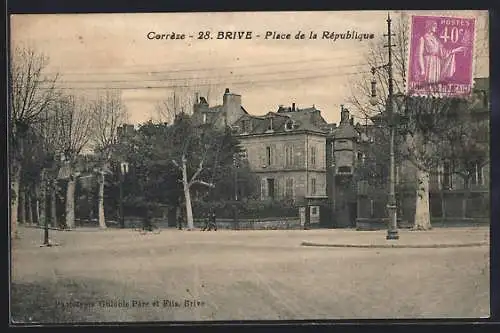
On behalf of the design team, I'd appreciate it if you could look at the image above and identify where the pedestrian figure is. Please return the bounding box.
[177,208,183,230]
[202,211,211,231]
[143,208,154,232]
[207,211,217,231]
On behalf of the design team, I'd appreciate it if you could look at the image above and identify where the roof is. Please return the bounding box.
[333,123,359,139]
[205,105,223,113]
[233,106,329,135]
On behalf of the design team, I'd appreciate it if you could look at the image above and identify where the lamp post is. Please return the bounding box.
[369,13,399,240]
[41,154,59,247]
[41,178,54,247]
[119,161,129,228]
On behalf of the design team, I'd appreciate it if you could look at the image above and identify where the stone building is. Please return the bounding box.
[192,87,364,227]
[231,103,330,204]
[191,88,249,130]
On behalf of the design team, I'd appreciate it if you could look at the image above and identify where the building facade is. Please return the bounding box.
[231,104,330,203]
[193,87,364,226]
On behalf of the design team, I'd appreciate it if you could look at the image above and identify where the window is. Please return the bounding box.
[268,118,273,131]
[311,178,316,195]
[311,206,318,215]
[338,166,352,173]
[310,146,316,167]
[266,146,272,166]
[331,143,335,167]
[285,178,294,198]
[285,145,294,167]
[478,164,484,186]
[471,162,484,186]
[285,120,294,130]
[267,178,275,199]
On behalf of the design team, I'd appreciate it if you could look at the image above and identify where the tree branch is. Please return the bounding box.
[171,159,182,171]
[190,180,215,188]
[189,160,204,185]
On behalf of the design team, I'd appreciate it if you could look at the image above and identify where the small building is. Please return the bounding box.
[191,88,249,130]
[231,103,329,205]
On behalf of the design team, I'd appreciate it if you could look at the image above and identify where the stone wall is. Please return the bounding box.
[356,189,490,230]
[193,217,302,230]
[83,216,302,230]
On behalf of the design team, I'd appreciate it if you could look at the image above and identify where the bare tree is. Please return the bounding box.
[154,85,224,230]
[53,94,94,229]
[170,115,218,230]
[90,89,128,229]
[155,83,221,123]
[347,12,488,230]
[9,46,58,239]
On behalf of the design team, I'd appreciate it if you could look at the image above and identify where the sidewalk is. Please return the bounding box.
[301,227,490,248]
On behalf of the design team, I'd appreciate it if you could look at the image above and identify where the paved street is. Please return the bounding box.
[11,227,490,323]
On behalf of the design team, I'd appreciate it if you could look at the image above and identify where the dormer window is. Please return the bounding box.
[242,119,252,133]
[285,120,294,131]
[230,125,239,134]
[267,117,273,131]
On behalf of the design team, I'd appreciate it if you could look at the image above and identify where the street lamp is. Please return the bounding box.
[368,13,399,240]
[119,161,129,228]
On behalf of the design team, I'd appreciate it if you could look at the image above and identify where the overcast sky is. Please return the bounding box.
[11,10,489,125]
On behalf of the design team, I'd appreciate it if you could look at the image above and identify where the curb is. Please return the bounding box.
[300,241,489,249]
[21,225,111,232]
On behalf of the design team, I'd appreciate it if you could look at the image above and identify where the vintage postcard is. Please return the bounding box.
[9,10,490,324]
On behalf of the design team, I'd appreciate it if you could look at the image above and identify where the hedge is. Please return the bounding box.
[192,200,298,219]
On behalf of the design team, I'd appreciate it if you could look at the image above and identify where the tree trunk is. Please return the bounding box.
[65,177,76,229]
[39,170,47,227]
[181,159,195,230]
[51,182,57,227]
[19,186,26,225]
[98,172,107,229]
[413,168,432,230]
[35,195,41,226]
[26,190,33,225]
[10,163,21,239]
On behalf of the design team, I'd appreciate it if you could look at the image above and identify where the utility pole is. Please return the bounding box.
[384,13,399,240]
[369,13,399,240]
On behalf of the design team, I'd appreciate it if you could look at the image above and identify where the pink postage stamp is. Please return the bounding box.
[406,15,476,97]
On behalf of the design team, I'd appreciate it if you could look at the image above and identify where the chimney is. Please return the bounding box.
[195,92,199,104]
[340,105,350,124]
[222,88,242,126]
[292,103,296,111]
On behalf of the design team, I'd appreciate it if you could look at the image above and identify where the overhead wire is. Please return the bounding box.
[42,53,367,76]
[42,62,368,84]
